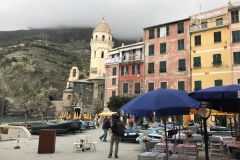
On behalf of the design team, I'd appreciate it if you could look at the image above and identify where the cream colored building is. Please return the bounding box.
[89,19,114,78]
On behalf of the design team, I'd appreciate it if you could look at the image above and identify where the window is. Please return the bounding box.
[101,51,104,58]
[148,62,154,73]
[201,22,208,29]
[232,30,240,43]
[160,43,166,54]
[112,78,116,85]
[177,22,184,34]
[195,35,201,46]
[194,81,202,91]
[178,59,186,71]
[112,91,116,96]
[214,31,221,43]
[193,57,201,68]
[121,66,129,75]
[102,35,105,41]
[234,52,240,64]
[135,83,140,94]
[73,69,76,77]
[238,78,240,84]
[178,39,184,50]
[149,45,154,55]
[148,83,154,92]
[231,11,239,23]
[178,81,185,91]
[160,82,167,89]
[112,67,117,76]
[132,64,140,75]
[95,35,98,40]
[123,83,128,94]
[216,18,223,26]
[157,26,169,37]
[149,29,154,39]
[213,54,222,66]
[215,80,222,86]
[159,61,166,73]
[68,95,71,100]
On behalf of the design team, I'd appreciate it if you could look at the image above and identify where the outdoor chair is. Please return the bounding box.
[184,138,196,145]
[182,145,198,157]
[155,144,168,153]
[85,135,97,152]
[193,136,204,151]
[73,135,86,153]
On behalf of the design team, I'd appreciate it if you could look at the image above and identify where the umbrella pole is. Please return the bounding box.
[234,114,237,138]
[164,117,168,159]
[178,115,180,140]
[173,116,176,146]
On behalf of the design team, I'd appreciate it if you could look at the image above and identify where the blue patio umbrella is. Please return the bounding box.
[117,88,200,159]
[118,88,200,117]
[190,84,240,112]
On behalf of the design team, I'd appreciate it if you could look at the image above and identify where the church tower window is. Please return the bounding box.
[73,69,76,77]
[94,51,96,58]
[95,35,98,40]
[102,35,105,41]
[101,51,104,58]
[109,37,111,41]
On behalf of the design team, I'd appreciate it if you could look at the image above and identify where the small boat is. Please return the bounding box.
[31,120,82,134]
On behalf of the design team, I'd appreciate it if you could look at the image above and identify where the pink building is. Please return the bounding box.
[105,42,144,103]
[229,2,240,84]
[143,18,191,92]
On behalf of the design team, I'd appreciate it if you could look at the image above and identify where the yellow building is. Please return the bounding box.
[190,6,232,91]
[190,6,233,126]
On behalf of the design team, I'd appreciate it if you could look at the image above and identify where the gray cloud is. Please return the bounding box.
[0,0,236,39]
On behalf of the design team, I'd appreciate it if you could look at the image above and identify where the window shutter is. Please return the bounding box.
[132,65,135,75]
[157,28,160,37]
[121,67,124,75]
[137,64,140,74]
[126,66,129,74]
[238,79,240,84]
[166,25,169,36]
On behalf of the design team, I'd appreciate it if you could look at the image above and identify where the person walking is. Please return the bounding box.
[99,116,110,142]
[108,116,125,158]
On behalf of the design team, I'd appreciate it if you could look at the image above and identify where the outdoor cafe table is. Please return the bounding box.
[227,143,240,154]
[155,143,175,153]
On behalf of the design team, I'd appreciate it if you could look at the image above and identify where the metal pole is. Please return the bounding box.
[229,117,233,137]
[0,98,4,125]
[164,117,168,159]
[234,114,237,137]
[203,118,209,160]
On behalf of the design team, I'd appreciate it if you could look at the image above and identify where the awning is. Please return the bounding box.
[98,112,117,116]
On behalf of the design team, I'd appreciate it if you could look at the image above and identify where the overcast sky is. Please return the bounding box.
[0,0,238,39]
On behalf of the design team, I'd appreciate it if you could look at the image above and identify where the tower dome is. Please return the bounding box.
[94,19,111,33]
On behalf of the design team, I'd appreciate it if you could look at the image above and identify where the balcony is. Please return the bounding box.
[190,19,229,33]
[105,54,143,65]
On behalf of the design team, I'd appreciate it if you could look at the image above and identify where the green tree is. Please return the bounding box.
[107,95,135,112]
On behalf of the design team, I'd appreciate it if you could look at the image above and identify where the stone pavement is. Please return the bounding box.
[0,127,206,160]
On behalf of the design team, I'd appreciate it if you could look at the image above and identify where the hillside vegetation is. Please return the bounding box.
[0,27,137,117]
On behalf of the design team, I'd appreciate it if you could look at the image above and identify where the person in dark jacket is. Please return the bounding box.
[108,116,125,158]
[99,116,110,142]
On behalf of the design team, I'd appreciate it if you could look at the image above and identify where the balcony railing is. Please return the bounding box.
[105,54,143,65]
[190,19,229,32]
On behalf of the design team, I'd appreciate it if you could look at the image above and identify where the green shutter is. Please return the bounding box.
[126,66,129,74]
[157,28,160,37]
[234,52,240,64]
[148,83,154,91]
[178,59,186,70]
[238,79,240,84]
[166,25,169,36]
[177,22,184,33]
[178,81,185,91]
[113,67,116,75]
[112,78,116,85]
[160,43,166,54]
[215,80,222,86]
[149,45,154,55]
[193,57,201,67]
[160,61,166,72]
[178,39,184,50]
[161,82,167,89]
[132,65,135,75]
[112,91,116,96]
[137,64,140,74]
[135,83,140,94]
[194,81,202,91]
[123,83,128,93]
[121,67,124,75]
[213,54,221,65]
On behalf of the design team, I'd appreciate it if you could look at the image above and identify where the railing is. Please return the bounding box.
[105,54,143,65]
[190,19,229,32]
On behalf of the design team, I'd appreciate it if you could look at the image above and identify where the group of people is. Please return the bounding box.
[99,115,125,158]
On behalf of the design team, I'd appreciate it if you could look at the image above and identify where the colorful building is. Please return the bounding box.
[228,2,240,84]
[104,42,144,103]
[143,18,191,92]
[190,6,232,91]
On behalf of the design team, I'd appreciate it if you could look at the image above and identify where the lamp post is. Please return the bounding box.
[198,102,212,160]
[228,116,233,137]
